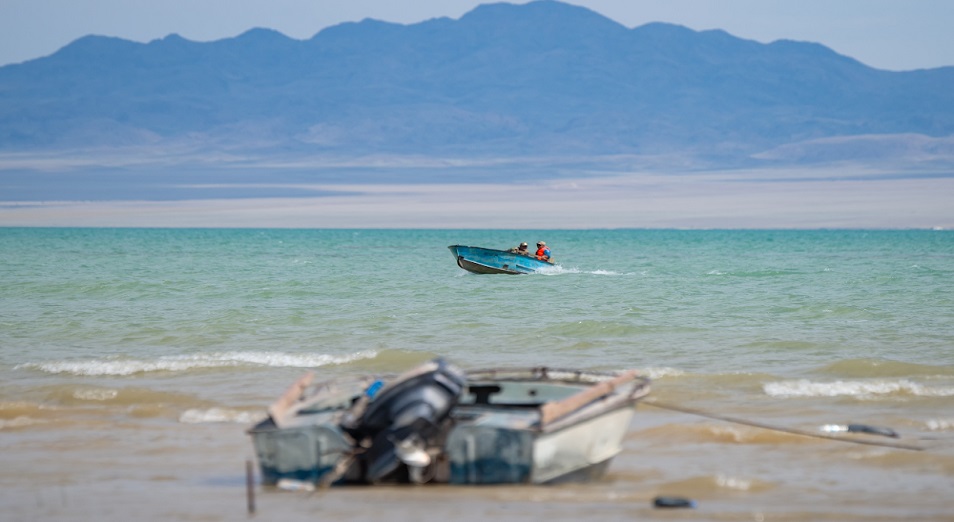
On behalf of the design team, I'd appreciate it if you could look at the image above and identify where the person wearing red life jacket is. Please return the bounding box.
[535,241,551,261]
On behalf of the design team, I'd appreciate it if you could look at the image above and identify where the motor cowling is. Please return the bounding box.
[348,358,467,483]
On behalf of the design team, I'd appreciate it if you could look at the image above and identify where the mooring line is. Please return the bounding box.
[641,399,925,451]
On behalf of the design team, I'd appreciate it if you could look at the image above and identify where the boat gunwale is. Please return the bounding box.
[465,367,649,386]
[463,367,650,433]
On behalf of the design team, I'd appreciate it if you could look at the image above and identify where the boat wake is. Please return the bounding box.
[533,266,636,276]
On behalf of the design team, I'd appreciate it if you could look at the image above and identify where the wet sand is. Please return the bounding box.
[3,400,950,522]
[1,171,952,229]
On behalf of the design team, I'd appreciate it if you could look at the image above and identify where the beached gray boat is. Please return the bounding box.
[248,359,650,486]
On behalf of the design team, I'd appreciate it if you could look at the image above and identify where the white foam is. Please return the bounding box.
[926,419,954,431]
[710,426,748,442]
[763,379,954,399]
[17,350,378,376]
[178,408,265,424]
[529,265,635,276]
[73,388,119,401]
[640,366,686,379]
[534,265,576,275]
[716,474,753,491]
[0,416,46,430]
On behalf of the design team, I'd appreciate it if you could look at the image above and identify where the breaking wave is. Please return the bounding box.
[640,366,686,379]
[763,379,954,399]
[17,350,378,376]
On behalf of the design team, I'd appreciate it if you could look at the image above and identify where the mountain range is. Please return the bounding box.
[1,0,953,171]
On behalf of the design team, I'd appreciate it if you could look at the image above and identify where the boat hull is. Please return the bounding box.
[448,245,553,274]
[446,368,644,484]
[532,405,635,483]
[249,418,351,486]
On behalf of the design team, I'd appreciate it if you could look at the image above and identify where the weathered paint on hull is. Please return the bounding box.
[532,406,635,483]
[444,368,648,485]
[249,417,351,486]
[444,403,636,484]
[448,245,553,274]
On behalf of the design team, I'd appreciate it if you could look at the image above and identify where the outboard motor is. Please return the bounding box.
[346,358,466,483]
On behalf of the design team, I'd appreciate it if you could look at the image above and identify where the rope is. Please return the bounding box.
[641,399,925,452]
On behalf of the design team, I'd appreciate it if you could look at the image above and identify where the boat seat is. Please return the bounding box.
[465,385,547,408]
[468,385,502,404]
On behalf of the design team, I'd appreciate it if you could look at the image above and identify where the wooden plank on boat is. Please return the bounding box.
[539,370,639,427]
[268,371,315,428]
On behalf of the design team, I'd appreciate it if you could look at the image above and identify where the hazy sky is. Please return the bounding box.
[2,0,953,71]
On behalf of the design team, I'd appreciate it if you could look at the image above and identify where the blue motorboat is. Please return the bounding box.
[448,245,554,275]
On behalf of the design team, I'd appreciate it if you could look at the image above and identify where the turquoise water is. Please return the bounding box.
[4,228,952,370]
[2,228,954,520]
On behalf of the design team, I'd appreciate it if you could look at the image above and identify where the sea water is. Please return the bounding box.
[1,228,953,520]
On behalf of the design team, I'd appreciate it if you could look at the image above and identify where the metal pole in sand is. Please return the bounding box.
[246,459,256,515]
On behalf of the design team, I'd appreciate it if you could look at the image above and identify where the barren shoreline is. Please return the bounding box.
[2,172,952,229]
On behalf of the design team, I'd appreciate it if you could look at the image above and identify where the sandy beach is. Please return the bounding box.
[1,170,952,229]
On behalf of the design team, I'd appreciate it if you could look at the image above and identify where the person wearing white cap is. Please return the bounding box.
[535,241,551,261]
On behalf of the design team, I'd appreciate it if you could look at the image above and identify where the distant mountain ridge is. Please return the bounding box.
[1,0,952,168]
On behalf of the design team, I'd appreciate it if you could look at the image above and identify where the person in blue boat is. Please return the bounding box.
[510,242,530,255]
[535,241,551,261]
